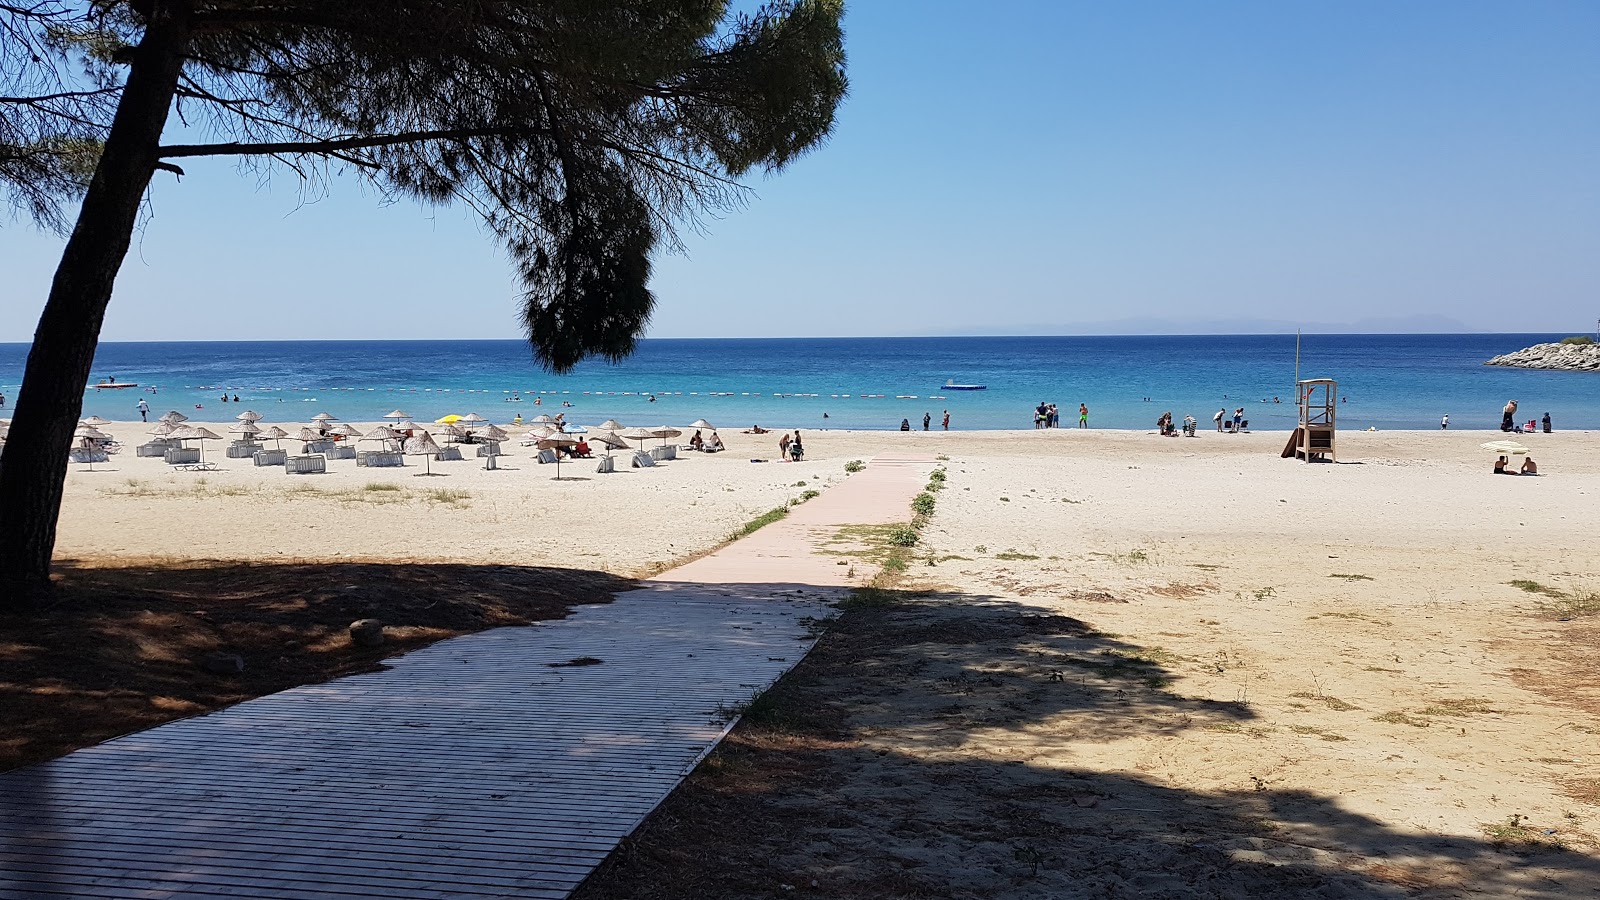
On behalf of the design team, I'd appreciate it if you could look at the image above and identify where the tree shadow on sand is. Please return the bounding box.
[0,559,632,772]
[574,589,1599,900]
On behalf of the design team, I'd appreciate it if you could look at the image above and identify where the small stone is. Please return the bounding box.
[349,619,386,647]
[201,652,244,675]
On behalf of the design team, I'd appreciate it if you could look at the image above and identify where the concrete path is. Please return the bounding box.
[0,455,933,899]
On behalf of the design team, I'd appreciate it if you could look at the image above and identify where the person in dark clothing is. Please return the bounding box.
[1542,413,1552,433]
[922,412,931,431]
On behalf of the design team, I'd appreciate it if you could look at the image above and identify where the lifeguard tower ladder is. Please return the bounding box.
[1283,378,1336,462]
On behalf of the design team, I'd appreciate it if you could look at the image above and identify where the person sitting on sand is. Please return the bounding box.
[689,430,704,451]
[790,431,804,462]
[705,431,724,452]
[901,418,911,431]
[1493,455,1514,475]
[1520,457,1538,475]
[744,425,769,434]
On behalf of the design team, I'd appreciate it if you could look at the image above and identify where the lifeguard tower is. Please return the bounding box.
[1282,378,1336,462]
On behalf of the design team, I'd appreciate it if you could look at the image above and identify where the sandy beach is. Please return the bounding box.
[45,423,1600,888]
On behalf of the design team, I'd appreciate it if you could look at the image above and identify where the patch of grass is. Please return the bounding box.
[1374,710,1431,728]
[362,482,403,492]
[887,526,919,547]
[1289,692,1360,711]
[1416,697,1499,717]
[935,454,949,461]
[732,506,789,539]
[994,551,1040,561]
[798,489,820,502]
[1510,579,1563,597]
[1559,335,1594,345]
[422,488,472,507]
[1543,591,1600,620]
[843,459,865,473]
[911,492,936,517]
[1329,573,1373,582]
[1563,778,1600,806]
[1288,724,1349,742]
[998,496,1010,502]
[1481,814,1565,849]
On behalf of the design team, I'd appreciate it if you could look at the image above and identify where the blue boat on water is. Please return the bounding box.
[943,379,987,391]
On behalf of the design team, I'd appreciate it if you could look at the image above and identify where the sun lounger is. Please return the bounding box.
[225,441,261,459]
[537,449,558,464]
[475,442,501,458]
[325,445,356,460]
[68,449,109,464]
[483,454,498,470]
[254,449,288,467]
[137,440,176,457]
[595,455,615,474]
[285,454,327,475]
[632,450,655,468]
[436,446,463,461]
[163,448,201,465]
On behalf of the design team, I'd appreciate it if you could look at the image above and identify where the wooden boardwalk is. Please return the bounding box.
[0,456,932,899]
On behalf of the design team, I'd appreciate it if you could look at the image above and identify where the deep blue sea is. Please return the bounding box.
[0,334,1594,431]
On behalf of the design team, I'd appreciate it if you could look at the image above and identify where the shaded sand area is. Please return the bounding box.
[28,426,1600,894]
[572,429,1600,898]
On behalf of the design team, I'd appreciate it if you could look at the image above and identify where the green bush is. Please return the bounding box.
[911,492,936,517]
[799,489,820,502]
[888,526,919,547]
[843,459,865,473]
[1559,335,1594,345]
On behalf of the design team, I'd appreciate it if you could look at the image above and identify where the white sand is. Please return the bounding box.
[52,423,1600,862]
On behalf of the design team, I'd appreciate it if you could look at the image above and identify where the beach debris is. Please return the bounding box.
[349,619,386,647]
[200,652,245,675]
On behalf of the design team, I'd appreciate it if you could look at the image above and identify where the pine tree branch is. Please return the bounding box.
[157,127,547,159]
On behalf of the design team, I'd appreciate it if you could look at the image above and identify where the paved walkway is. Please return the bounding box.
[0,455,933,899]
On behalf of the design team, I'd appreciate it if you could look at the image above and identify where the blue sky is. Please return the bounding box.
[3,0,1598,342]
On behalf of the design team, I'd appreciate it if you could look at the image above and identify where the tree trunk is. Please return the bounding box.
[0,2,191,606]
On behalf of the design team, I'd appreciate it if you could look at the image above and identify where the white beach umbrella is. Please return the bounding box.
[234,410,264,423]
[403,430,445,476]
[1480,440,1530,455]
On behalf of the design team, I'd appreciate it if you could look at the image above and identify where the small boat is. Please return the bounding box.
[91,382,139,390]
[943,379,986,391]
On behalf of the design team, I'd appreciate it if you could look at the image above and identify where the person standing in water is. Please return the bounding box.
[942,410,950,430]
[1078,404,1089,428]
[1441,414,1449,430]
[922,412,931,431]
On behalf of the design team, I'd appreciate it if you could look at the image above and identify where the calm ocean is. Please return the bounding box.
[0,334,1594,432]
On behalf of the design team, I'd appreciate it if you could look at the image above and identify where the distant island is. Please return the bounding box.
[1485,337,1600,371]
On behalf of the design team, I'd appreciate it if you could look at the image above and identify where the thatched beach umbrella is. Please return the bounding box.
[619,426,656,448]
[148,421,176,437]
[72,424,110,470]
[235,410,264,423]
[262,425,289,449]
[530,414,557,426]
[596,419,625,431]
[311,412,338,424]
[478,424,509,443]
[589,431,629,459]
[228,421,262,438]
[403,430,445,476]
[330,422,363,439]
[383,410,412,421]
[168,425,221,466]
[363,424,401,452]
[688,418,714,430]
[537,435,579,479]
[82,415,112,427]
[460,412,487,425]
[649,425,683,448]
[159,410,188,425]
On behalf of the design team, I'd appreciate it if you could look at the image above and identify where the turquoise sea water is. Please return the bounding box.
[0,334,1594,432]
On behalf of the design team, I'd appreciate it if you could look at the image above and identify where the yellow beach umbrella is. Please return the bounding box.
[435,414,462,425]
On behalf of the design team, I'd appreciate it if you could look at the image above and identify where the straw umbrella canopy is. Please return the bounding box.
[148,421,177,437]
[649,425,683,448]
[589,431,629,459]
[619,426,656,448]
[477,424,509,443]
[382,410,412,421]
[403,430,445,476]
[234,410,264,423]
[688,419,714,430]
[262,425,289,449]
[330,422,363,439]
[82,415,111,427]
[1480,440,1530,455]
[167,425,221,465]
[596,419,625,431]
[311,412,338,423]
[363,424,402,452]
[159,410,188,424]
[530,414,557,426]
[459,412,487,425]
[72,424,110,469]
[537,435,579,479]
[227,421,262,438]
[296,426,324,443]
[439,423,468,444]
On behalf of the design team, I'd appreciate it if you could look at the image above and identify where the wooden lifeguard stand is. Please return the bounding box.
[1283,378,1336,462]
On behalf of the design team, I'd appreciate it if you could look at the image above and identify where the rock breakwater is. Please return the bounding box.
[1485,342,1600,372]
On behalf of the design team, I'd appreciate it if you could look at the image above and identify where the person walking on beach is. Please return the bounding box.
[1441,414,1448,430]
[137,398,149,422]
[1214,408,1225,432]
[942,410,950,430]
[1078,404,1089,428]
[922,412,931,431]
[778,431,791,460]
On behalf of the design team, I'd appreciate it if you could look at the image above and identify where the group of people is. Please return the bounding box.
[777,430,804,462]
[1498,400,1552,434]
[901,411,952,431]
[1213,407,1247,432]
[687,430,725,452]
[1155,412,1197,436]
